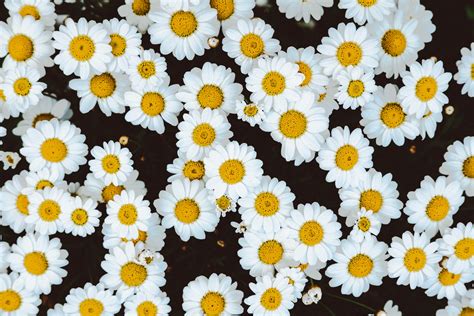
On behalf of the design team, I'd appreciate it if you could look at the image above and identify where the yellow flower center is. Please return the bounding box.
[258,240,283,265]
[278,110,307,139]
[16,194,30,215]
[90,73,116,98]
[318,93,327,102]
[381,29,407,57]
[0,290,21,312]
[380,102,405,128]
[454,238,474,260]
[197,85,224,109]
[219,159,245,184]
[102,184,124,203]
[137,61,156,79]
[32,113,55,127]
[122,230,148,245]
[137,301,158,316]
[71,208,89,226]
[200,292,226,316]
[132,0,151,15]
[348,254,373,278]
[216,195,231,210]
[175,198,200,224]
[240,33,264,59]
[19,5,41,20]
[102,154,121,174]
[79,298,104,316]
[192,123,216,147]
[262,71,286,96]
[36,180,53,190]
[210,0,235,21]
[260,288,282,311]
[183,161,205,180]
[425,195,450,221]
[23,251,48,275]
[438,269,461,286]
[335,145,359,171]
[13,77,32,96]
[69,35,95,61]
[357,216,371,232]
[118,204,138,225]
[109,34,127,57]
[359,190,383,213]
[0,89,6,102]
[140,92,165,116]
[403,248,426,272]
[170,11,198,38]
[461,308,474,316]
[296,61,312,87]
[347,80,365,98]
[8,34,34,62]
[358,0,377,6]
[471,64,474,80]
[462,156,474,178]
[243,104,259,117]
[299,221,324,246]
[38,199,61,222]
[254,192,280,216]
[337,42,362,67]
[415,77,438,102]
[120,262,147,287]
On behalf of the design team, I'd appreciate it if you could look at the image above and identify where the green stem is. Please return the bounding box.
[320,302,336,316]
[325,292,375,313]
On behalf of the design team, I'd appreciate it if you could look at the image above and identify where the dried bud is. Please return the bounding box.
[208,37,220,48]
[119,136,129,145]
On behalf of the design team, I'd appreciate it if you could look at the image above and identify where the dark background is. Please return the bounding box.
[1,0,473,315]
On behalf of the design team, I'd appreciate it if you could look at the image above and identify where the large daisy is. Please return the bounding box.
[62,282,121,315]
[5,0,57,29]
[438,222,474,274]
[89,141,134,186]
[0,171,31,233]
[338,0,395,25]
[0,272,41,315]
[454,43,474,97]
[335,65,377,109]
[276,0,333,23]
[245,275,295,316]
[126,48,168,91]
[118,0,160,33]
[210,0,255,31]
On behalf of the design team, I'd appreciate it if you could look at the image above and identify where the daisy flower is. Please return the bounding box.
[0,243,9,273]
[238,175,295,233]
[126,48,168,91]
[397,0,435,48]
[436,296,474,316]
[89,141,134,186]
[349,208,381,243]
[210,0,255,31]
[361,84,419,147]
[287,202,341,265]
[60,196,101,237]
[5,0,57,29]
[387,231,441,289]
[236,101,266,127]
[245,56,304,113]
[379,300,401,316]
[182,273,244,315]
[317,22,379,77]
[20,119,88,177]
[118,0,160,33]
[63,282,121,315]
[154,179,219,242]
[176,108,233,161]
[0,15,54,70]
[103,18,142,73]
[335,66,377,109]
[0,151,21,171]
[124,291,172,316]
[104,190,152,240]
[338,0,395,25]
[8,233,68,295]
[425,267,472,300]
[0,171,31,233]
[316,79,339,115]
[275,267,308,301]
[177,62,243,114]
[222,18,281,74]
[0,272,41,315]
[276,0,333,23]
[297,260,327,280]
[316,126,374,189]
[148,1,219,60]
[101,243,167,302]
[419,110,442,140]
[166,152,206,183]
[213,194,237,218]
[69,71,129,116]
[260,91,329,165]
[47,304,64,316]
[326,236,388,297]
[244,275,295,315]
[399,58,452,119]
[204,141,264,199]
[438,222,474,274]
[440,136,474,196]
[53,18,112,79]
[454,43,474,97]
[404,176,465,238]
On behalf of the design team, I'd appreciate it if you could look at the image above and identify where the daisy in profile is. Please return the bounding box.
[53,18,112,79]
[335,66,377,109]
[177,62,243,114]
[275,267,308,301]
[399,58,452,119]
[69,71,129,116]
[238,176,295,233]
[286,202,341,265]
[23,167,65,192]
[387,231,441,289]
[103,18,142,73]
[237,229,296,277]
[210,0,255,31]
[205,141,263,199]
[317,23,379,77]
[419,110,442,140]
[276,0,333,23]
[349,208,381,242]
[316,79,339,116]
[397,0,435,48]
[361,84,419,147]
[0,15,54,70]
[338,0,395,25]
[213,194,237,217]
[5,0,57,29]
[236,101,266,127]
[222,18,281,74]
[20,119,88,177]
[326,236,388,297]
[0,171,31,233]
[316,126,374,189]
[182,273,244,315]
[148,1,219,60]
[176,108,233,161]
[63,282,121,315]
[124,291,172,316]
[166,152,206,183]
[454,43,474,97]
[118,0,160,33]
[246,56,304,112]
[89,141,134,186]
[440,136,474,196]
[8,233,69,295]
[261,91,329,165]
[126,48,168,90]
[154,179,219,241]
[60,196,101,237]
[404,176,465,238]
[100,243,167,302]
[438,222,474,274]
[425,267,472,300]
[244,275,295,315]
[0,273,41,315]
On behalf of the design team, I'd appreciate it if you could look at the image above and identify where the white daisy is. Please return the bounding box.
[338,0,395,25]
[236,101,266,127]
[126,48,168,91]
[210,0,255,31]
[124,291,172,316]
[89,140,134,186]
[0,151,22,171]
[63,282,121,315]
[118,0,160,33]
[316,126,374,189]
[0,171,31,233]
[435,295,474,316]
[335,66,377,109]
[60,196,101,237]
[275,267,308,302]
[379,300,402,316]
[315,79,339,116]
[438,222,474,274]
[397,0,435,48]
[213,194,237,218]
[276,0,333,23]
[425,266,473,300]
[166,152,206,183]
[5,0,57,29]
[244,275,295,315]
[0,243,10,273]
[0,272,41,315]
[182,273,244,315]
[349,208,381,243]
[455,43,474,97]
[297,260,327,281]
[419,109,442,140]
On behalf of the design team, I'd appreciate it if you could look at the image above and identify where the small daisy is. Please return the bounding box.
[204,141,264,199]
[238,175,295,233]
[154,179,219,242]
[276,0,333,23]
[0,171,31,233]
[118,0,160,33]
[454,43,474,97]
[0,243,9,273]
[5,0,57,29]
[335,66,377,109]
[419,110,442,140]
[316,126,374,189]
[399,58,452,119]
[361,84,419,147]
[69,71,129,116]
[349,208,381,242]
[246,56,304,113]
[166,152,206,183]
[244,275,295,315]
[287,202,341,265]
[297,260,327,280]
[126,48,168,91]
[53,18,112,79]
[177,62,243,114]
[89,141,134,186]
[438,222,474,274]
[317,22,379,77]
[63,282,121,315]
[222,18,281,74]
[397,0,435,48]
[103,18,142,73]
[124,291,172,316]
[176,108,233,161]
[440,136,474,197]
[8,233,68,295]
[275,267,308,302]
[326,236,388,297]
[61,196,101,237]
[0,272,41,315]
[236,101,266,127]
[231,221,247,234]
[425,267,472,300]
[20,119,88,177]
[316,79,339,115]
[148,1,219,60]
[0,152,22,171]
[210,0,255,31]
[387,231,441,289]
[213,194,237,217]
[182,273,244,315]
[338,0,395,25]
[260,91,329,165]
[404,176,465,238]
